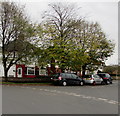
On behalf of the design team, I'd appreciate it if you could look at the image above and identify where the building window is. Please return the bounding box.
[18,69,22,75]
[27,67,35,75]
[39,69,46,75]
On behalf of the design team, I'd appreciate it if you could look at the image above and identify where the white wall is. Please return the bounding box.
[0,52,16,77]
[0,64,4,77]
[8,65,16,77]
[0,63,15,77]
[0,53,3,77]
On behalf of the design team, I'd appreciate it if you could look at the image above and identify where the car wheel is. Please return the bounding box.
[80,81,84,86]
[101,81,105,85]
[110,81,112,84]
[62,81,67,86]
[106,80,109,85]
[92,81,96,86]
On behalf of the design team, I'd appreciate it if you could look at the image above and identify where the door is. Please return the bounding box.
[71,74,80,85]
[17,68,22,78]
[63,74,73,85]
[94,75,101,84]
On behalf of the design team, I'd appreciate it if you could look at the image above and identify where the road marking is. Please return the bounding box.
[37,88,119,105]
[107,100,118,104]
[98,98,108,101]
[10,85,118,105]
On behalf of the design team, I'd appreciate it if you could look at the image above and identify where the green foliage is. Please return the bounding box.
[0,2,36,79]
[35,3,115,73]
[0,2,115,77]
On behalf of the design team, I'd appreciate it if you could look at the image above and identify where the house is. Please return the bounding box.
[0,44,60,78]
[0,45,103,78]
[0,42,48,78]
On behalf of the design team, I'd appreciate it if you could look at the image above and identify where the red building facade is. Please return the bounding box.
[16,64,39,78]
[15,64,61,78]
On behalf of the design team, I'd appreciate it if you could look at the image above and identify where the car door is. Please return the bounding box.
[94,74,102,84]
[71,74,80,85]
[67,74,75,85]
[63,73,72,85]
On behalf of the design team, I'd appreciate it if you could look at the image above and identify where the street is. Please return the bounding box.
[2,80,119,114]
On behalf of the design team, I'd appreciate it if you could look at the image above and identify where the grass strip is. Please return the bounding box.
[0,82,52,85]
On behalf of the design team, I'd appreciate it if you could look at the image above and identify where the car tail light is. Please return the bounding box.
[58,76,62,80]
[103,78,108,79]
[90,78,94,80]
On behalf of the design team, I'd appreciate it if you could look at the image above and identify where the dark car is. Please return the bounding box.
[51,73,84,86]
[97,73,113,84]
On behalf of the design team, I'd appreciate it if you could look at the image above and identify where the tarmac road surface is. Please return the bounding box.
[2,80,119,114]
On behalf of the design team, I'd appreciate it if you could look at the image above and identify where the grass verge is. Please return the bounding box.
[0,82,53,86]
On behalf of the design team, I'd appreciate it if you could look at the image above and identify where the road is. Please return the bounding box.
[2,80,119,114]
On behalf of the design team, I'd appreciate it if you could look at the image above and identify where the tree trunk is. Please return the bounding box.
[4,69,8,82]
[51,58,56,74]
[82,65,86,77]
[61,68,65,73]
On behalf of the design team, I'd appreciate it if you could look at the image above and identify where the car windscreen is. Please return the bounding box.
[97,74,105,77]
[98,74,111,78]
[93,74,100,78]
[105,74,111,78]
[52,73,60,78]
[60,73,67,78]
[71,74,77,79]
[83,75,92,78]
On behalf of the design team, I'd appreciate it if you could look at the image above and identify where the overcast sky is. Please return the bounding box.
[8,0,119,66]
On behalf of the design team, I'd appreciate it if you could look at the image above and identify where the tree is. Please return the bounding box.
[38,3,114,75]
[40,3,82,72]
[71,20,114,75]
[0,2,35,81]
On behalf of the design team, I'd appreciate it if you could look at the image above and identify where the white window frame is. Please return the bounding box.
[27,67,35,75]
[39,69,47,75]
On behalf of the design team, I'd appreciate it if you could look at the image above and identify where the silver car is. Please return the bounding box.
[83,74,103,85]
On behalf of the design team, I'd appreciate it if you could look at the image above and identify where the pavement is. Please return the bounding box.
[2,80,119,114]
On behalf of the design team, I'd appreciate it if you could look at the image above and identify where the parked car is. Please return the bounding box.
[51,73,84,86]
[82,74,104,85]
[97,73,113,84]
